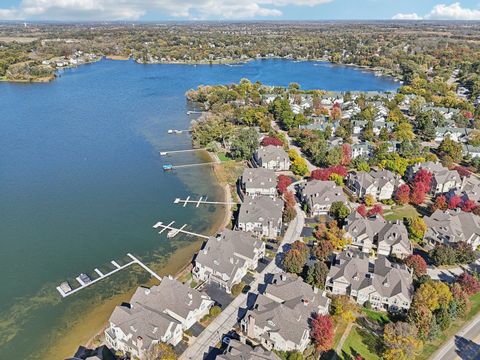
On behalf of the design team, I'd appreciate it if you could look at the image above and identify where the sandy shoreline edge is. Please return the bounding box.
[58,151,233,357]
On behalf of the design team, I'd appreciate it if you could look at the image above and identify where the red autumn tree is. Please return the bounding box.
[310,166,347,181]
[455,165,471,178]
[313,240,334,260]
[261,136,283,147]
[413,169,432,192]
[357,204,367,217]
[341,143,352,166]
[310,314,334,352]
[283,190,296,208]
[432,195,448,211]
[410,184,426,205]
[277,175,292,194]
[448,195,462,210]
[462,199,477,213]
[395,184,411,205]
[404,254,427,277]
[367,204,383,217]
[458,272,480,296]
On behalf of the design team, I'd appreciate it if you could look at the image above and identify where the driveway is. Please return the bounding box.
[202,283,234,309]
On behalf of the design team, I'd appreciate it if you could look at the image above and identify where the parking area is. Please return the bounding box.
[202,282,234,308]
[255,257,271,274]
[189,322,206,337]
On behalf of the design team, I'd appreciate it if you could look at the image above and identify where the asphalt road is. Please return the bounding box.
[432,312,480,360]
[180,195,305,360]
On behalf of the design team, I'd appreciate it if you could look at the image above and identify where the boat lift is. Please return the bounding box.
[56,253,162,298]
[153,221,209,239]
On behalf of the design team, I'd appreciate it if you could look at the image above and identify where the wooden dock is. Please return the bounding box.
[56,253,162,298]
[159,148,206,156]
[174,196,237,207]
[153,221,209,239]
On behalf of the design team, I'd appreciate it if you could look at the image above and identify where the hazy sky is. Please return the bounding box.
[1,0,480,21]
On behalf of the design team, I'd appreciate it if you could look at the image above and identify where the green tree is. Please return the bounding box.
[383,322,422,360]
[438,135,463,162]
[305,261,329,289]
[229,127,259,160]
[329,201,350,221]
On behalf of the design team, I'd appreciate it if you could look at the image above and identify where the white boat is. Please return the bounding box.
[60,282,72,294]
[167,129,174,134]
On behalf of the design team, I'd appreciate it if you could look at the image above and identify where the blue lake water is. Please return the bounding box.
[0,59,398,359]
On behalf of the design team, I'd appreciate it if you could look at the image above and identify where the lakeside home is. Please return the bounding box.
[237,195,284,239]
[193,229,265,293]
[254,145,291,171]
[300,180,348,216]
[239,167,277,198]
[242,273,330,352]
[105,276,213,359]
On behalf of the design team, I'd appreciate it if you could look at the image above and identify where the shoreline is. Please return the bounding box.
[55,151,233,358]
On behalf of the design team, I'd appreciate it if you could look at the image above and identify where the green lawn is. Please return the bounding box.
[384,204,420,221]
[217,152,233,162]
[340,326,382,360]
[333,320,348,349]
[417,292,480,360]
[362,309,391,325]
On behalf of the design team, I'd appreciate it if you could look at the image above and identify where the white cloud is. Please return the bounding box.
[425,2,480,20]
[392,12,422,20]
[0,0,333,20]
[392,2,480,21]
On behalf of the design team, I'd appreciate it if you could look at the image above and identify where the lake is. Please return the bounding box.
[0,59,398,359]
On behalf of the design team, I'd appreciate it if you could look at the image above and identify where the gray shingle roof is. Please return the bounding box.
[238,195,284,226]
[195,229,263,281]
[241,168,277,192]
[424,209,480,245]
[301,180,347,208]
[255,145,289,163]
[245,273,330,346]
[328,249,413,300]
[217,340,281,360]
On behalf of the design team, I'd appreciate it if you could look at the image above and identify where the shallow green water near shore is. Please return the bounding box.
[0,59,397,359]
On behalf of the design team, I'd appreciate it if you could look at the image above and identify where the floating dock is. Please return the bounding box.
[159,148,206,156]
[174,196,237,207]
[153,221,209,239]
[56,253,162,298]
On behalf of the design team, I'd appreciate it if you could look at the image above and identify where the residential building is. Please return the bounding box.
[346,169,403,201]
[351,142,374,159]
[241,273,330,352]
[434,127,471,143]
[105,277,213,359]
[344,212,412,259]
[325,249,414,312]
[69,345,117,360]
[217,339,281,360]
[240,168,277,197]
[193,229,265,293]
[254,145,290,171]
[424,209,480,248]
[463,144,480,159]
[237,195,284,239]
[406,161,462,195]
[300,180,348,216]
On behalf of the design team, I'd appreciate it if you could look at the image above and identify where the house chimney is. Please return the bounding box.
[247,315,256,338]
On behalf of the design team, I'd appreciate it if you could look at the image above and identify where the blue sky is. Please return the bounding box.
[1,0,480,21]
